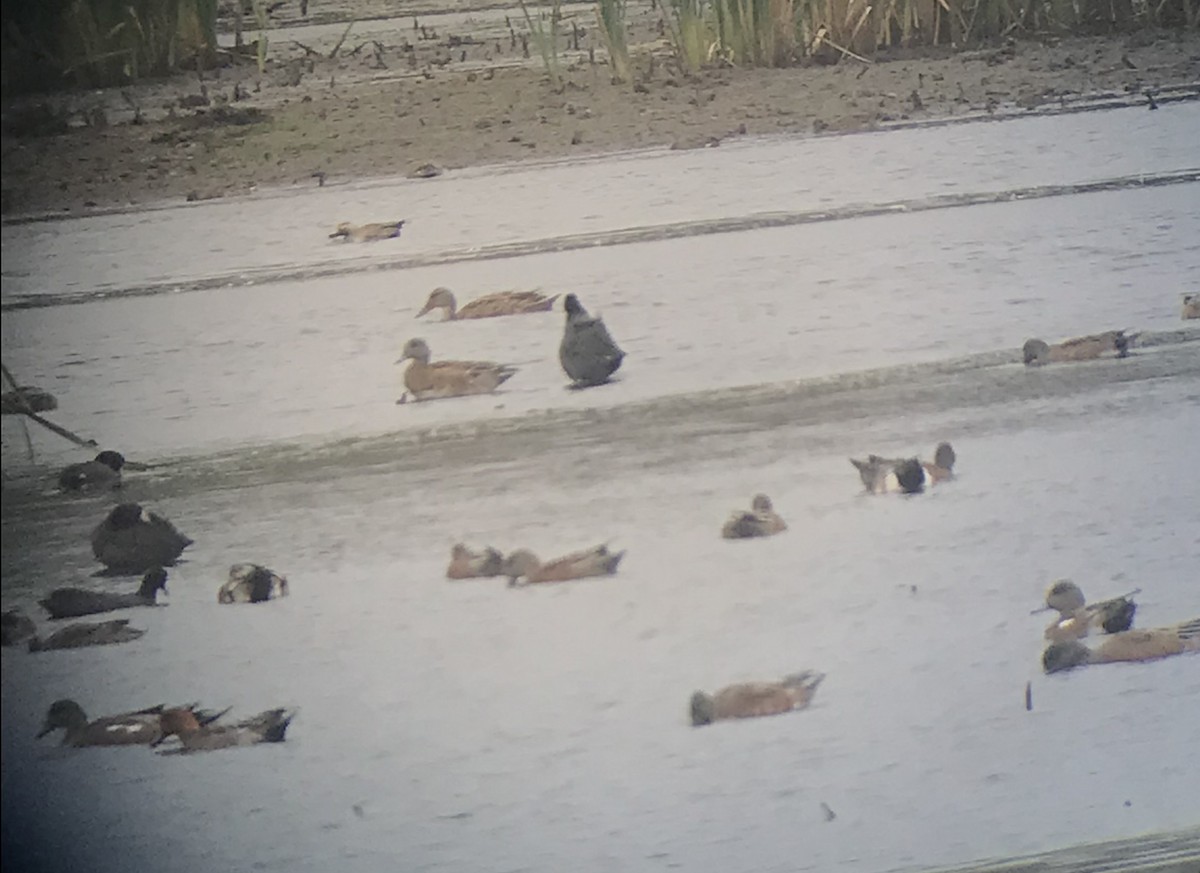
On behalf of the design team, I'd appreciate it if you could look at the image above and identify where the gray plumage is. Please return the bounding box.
[28,618,145,652]
[559,293,625,388]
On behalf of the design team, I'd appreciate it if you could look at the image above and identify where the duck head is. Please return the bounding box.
[563,293,586,318]
[95,450,126,472]
[933,442,955,470]
[501,550,540,587]
[107,502,149,530]
[396,338,431,365]
[139,567,169,598]
[893,458,925,494]
[1022,339,1050,365]
[416,287,456,319]
[751,494,774,513]
[37,699,88,738]
[689,691,715,726]
[1040,580,1086,615]
[1043,640,1091,673]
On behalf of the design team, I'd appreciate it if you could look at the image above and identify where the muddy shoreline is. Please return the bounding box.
[2,14,1199,216]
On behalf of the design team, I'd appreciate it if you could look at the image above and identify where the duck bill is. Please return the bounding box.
[415,302,434,318]
[35,723,54,739]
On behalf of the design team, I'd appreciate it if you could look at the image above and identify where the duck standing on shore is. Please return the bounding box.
[559,293,625,388]
[91,503,192,574]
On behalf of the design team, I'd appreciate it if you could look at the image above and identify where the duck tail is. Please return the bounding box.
[604,550,626,574]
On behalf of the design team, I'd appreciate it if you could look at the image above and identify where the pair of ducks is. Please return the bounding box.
[447,543,626,585]
[850,443,956,495]
[36,699,294,751]
[1035,580,1199,673]
[396,291,626,401]
[1022,329,1131,366]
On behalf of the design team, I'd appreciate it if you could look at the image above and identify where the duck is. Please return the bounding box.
[446,544,504,579]
[218,563,289,604]
[690,670,825,727]
[58,450,125,492]
[329,221,405,242]
[1022,330,1131,365]
[501,544,625,586]
[39,568,169,619]
[559,293,625,388]
[36,700,226,747]
[850,443,956,494]
[1043,617,1200,673]
[395,338,517,402]
[1,609,37,646]
[91,503,192,574]
[721,494,787,539]
[153,707,295,752]
[28,619,145,652]
[1183,293,1200,320]
[1033,580,1138,642]
[415,287,559,321]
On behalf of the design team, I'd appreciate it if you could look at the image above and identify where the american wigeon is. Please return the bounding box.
[1183,294,1200,320]
[218,563,289,604]
[501,544,625,586]
[39,568,168,619]
[416,287,559,321]
[690,671,825,726]
[446,544,504,579]
[154,707,295,751]
[850,443,956,495]
[559,293,625,388]
[721,494,787,539]
[1,609,36,646]
[1033,580,1138,642]
[1043,618,1200,673]
[395,338,517,402]
[58,450,125,492]
[329,221,405,242]
[91,503,192,574]
[1022,330,1131,365]
[35,700,224,747]
[28,618,145,652]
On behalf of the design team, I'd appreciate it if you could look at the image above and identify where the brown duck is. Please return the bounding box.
[329,221,405,242]
[154,707,295,752]
[690,671,825,726]
[501,544,625,586]
[416,287,559,321]
[395,338,517,402]
[721,494,787,539]
[1023,330,1131,365]
[1043,618,1200,673]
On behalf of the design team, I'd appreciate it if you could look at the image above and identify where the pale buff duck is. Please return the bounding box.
[1183,293,1200,320]
[446,544,504,579]
[329,221,405,242]
[1022,330,1131,365]
[1033,580,1138,642]
[153,707,295,752]
[501,544,625,587]
[850,443,955,495]
[1042,617,1200,673]
[721,494,787,539]
[395,338,517,402]
[416,287,559,321]
[690,671,825,727]
[218,563,289,604]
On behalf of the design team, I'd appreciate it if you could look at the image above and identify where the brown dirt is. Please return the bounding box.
[2,14,1198,217]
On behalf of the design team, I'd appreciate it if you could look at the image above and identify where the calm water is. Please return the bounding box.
[2,102,1199,873]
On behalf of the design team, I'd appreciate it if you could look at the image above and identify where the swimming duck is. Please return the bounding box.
[395,338,517,402]
[415,287,560,321]
[91,503,192,574]
[1,609,37,646]
[721,494,787,539]
[501,544,625,586]
[1183,294,1200,320]
[153,707,295,751]
[35,700,224,747]
[851,443,955,494]
[39,568,169,619]
[1043,617,1200,673]
[1022,330,1131,365]
[446,544,504,579]
[690,670,825,727]
[58,450,125,492]
[218,563,289,604]
[28,619,145,652]
[559,293,625,388]
[329,221,405,242]
[1034,580,1138,642]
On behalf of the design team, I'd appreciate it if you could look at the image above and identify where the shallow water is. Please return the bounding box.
[2,106,1200,873]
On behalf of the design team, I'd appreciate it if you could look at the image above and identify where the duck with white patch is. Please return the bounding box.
[218,563,289,604]
[58,450,125,492]
[91,503,192,574]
